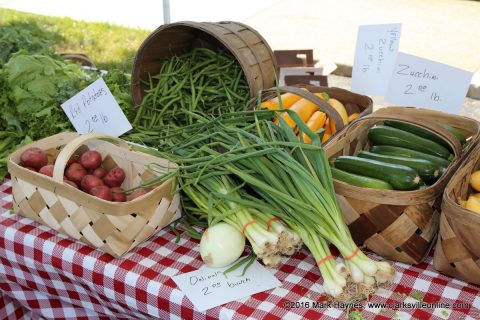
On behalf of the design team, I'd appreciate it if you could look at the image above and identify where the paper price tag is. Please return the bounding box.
[61,77,132,136]
[385,52,473,113]
[351,23,401,95]
[172,260,281,312]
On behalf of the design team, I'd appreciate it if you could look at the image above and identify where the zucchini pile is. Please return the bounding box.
[331,120,466,191]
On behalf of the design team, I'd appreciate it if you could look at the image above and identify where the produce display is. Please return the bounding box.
[17,146,151,202]
[260,91,359,143]
[331,120,465,190]
[4,18,477,309]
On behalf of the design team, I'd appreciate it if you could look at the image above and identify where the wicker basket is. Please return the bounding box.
[250,85,373,142]
[7,132,181,258]
[324,111,467,264]
[434,142,480,284]
[131,21,278,106]
[374,106,480,158]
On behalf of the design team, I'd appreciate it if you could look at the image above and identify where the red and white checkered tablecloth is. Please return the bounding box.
[0,178,479,320]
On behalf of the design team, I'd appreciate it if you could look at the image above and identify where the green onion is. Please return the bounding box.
[141,107,395,301]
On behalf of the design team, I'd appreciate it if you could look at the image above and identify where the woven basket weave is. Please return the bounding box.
[7,132,181,257]
[324,111,467,264]
[434,142,480,284]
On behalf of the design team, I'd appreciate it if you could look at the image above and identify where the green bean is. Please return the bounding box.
[127,47,250,145]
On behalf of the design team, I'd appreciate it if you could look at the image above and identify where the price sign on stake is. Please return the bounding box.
[61,77,132,136]
[385,52,473,113]
[172,260,281,312]
[351,23,401,95]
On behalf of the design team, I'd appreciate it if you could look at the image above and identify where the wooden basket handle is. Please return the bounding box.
[362,113,462,157]
[259,86,345,131]
[52,133,129,182]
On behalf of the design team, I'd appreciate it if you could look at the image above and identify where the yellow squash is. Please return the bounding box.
[302,111,326,143]
[348,112,360,123]
[465,195,480,214]
[327,98,349,125]
[266,92,303,110]
[260,100,279,110]
[470,170,480,192]
[280,98,318,128]
[324,118,332,135]
[322,133,331,143]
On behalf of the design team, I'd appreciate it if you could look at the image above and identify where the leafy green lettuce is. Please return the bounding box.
[4,52,93,139]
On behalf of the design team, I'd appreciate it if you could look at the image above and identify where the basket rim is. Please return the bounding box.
[325,110,468,205]
[131,20,279,107]
[7,132,177,216]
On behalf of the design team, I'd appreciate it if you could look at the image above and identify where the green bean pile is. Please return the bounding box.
[127,47,250,146]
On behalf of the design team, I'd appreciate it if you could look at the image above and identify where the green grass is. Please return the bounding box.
[0,8,150,71]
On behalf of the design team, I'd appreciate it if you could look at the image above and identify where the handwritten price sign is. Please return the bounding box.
[351,23,401,95]
[172,260,281,312]
[61,77,132,136]
[385,52,473,113]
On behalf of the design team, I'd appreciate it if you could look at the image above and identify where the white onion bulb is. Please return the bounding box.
[200,222,245,268]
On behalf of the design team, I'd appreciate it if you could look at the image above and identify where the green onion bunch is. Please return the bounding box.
[182,174,303,268]
[144,109,395,301]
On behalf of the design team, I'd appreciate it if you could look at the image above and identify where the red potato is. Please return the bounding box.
[39,165,54,177]
[92,167,107,179]
[90,185,113,201]
[110,187,126,202]
[126,188,149,201]
[103,167,126,187]
[63,178,78,189]
[55,156,77,167]
[20,147,48,170]
[24,167,37,172]
[80,175,104,193]
[79,150,102,170]
[65,163,87,185]
[66,156,77,167]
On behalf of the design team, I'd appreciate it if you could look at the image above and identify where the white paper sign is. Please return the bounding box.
[172,260,281,312]
[61,77,132,136]
[385,52,474,113]
[351,23,401,95]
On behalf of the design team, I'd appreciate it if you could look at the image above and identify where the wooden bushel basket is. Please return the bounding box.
[434,142,480,284]
[324,111,467,264]
[7,132,181,258]
[250,85,373,143]
[131,21,278,106]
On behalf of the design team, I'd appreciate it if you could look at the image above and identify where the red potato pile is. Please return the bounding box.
[19,147,152,202]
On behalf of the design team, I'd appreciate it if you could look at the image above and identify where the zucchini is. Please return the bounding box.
[416,183,428,190]
[357,151,440,184]
[369,145,451,169]
[331,167,394,190]
[384,120,453,152]
[440,124,467,146]
[334,156,422,190]
[368,125,452,160]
